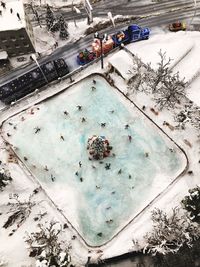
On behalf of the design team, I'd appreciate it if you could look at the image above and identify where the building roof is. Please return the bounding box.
[108,50,137,81]
[0,0,26,32]
[0,50,8,59]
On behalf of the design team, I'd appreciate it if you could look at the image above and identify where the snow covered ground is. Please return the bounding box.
[126,30,200,107]
[0,26,200,266]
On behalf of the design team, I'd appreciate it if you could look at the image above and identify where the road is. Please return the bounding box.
[0,0,198,86]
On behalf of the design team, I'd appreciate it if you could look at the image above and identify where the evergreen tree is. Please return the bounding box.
[0,169,12,190]
[182,186,200,223]
[59,15,69,40]
[46,4,55,31]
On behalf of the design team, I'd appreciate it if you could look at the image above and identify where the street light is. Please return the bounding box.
[31,54,48,84]
[189,0,197,30]
[72,0,81,27]
[94,32,108,69]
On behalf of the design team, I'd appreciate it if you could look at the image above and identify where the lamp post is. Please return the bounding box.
[189,0,197,30]
[94,32,108,69]
[31,54,48,84]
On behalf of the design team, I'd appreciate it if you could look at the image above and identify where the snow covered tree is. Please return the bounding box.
[25,221,72,267]
[46,4,55,31]
[151,50,172,92]
[0,168,12,190]
[59,15,69,40]
[182,186,200,224]
[144,207,200,256]
[155,71,186,109]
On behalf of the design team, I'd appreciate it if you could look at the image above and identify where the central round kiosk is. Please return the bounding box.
[87,135,112,160]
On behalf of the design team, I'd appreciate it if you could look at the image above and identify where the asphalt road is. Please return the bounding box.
[0,0,198,86]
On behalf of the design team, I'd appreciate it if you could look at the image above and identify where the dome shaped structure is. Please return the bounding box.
[87,135,112,160]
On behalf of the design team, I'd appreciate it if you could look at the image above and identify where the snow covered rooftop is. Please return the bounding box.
[108,50,137,81]
[0,0,26,31]
[0,50,8,59]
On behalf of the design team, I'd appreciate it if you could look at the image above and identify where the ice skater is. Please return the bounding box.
[34,127,41,134]
[125,124,129,129]
[92,79,96,84]
[60,135,65,141]
[81,117,86,122]
[77,105,82,111]
[101,122,106,127]
[118,169,122,174]
[44,165,49,171]
[79,161,82,168]
[63,110,68,116]
[50,174,55,182]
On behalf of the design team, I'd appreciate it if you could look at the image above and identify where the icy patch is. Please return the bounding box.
[1,75,187,246]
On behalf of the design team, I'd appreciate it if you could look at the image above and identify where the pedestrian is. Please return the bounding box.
[1,1,6,8]
[17,12,21,20]
[10,8,13,13]
[128,135,132,142]
[30,55,34,61]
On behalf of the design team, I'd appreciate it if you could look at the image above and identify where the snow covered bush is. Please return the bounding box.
[182,186,200,223]
[25,221,73,267]
[0,254,8,266]
[0,168,12,191]
[144,207,200,255]
[3,193,36,229]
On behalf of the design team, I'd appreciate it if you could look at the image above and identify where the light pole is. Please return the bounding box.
[71,0,81,27]
[31,54,48,84]
[189,0,197,29]
[94,32,108,69]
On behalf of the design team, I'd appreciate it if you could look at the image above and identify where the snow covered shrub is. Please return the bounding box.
[3,193,36,229]
[182,186,200,223]
[144,207,200,255]
[0,168,12,191]
[25,221,73,267]
[0,254,8,266]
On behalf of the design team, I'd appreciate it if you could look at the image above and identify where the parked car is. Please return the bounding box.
[169,21,186,32]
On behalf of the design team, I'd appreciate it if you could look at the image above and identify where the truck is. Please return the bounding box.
[112,24,150,46]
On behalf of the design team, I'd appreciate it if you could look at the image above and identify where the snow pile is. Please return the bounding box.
[0,0,26,31]
[127,32,194,71]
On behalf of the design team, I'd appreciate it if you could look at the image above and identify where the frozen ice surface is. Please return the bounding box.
[2,75,187,246]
